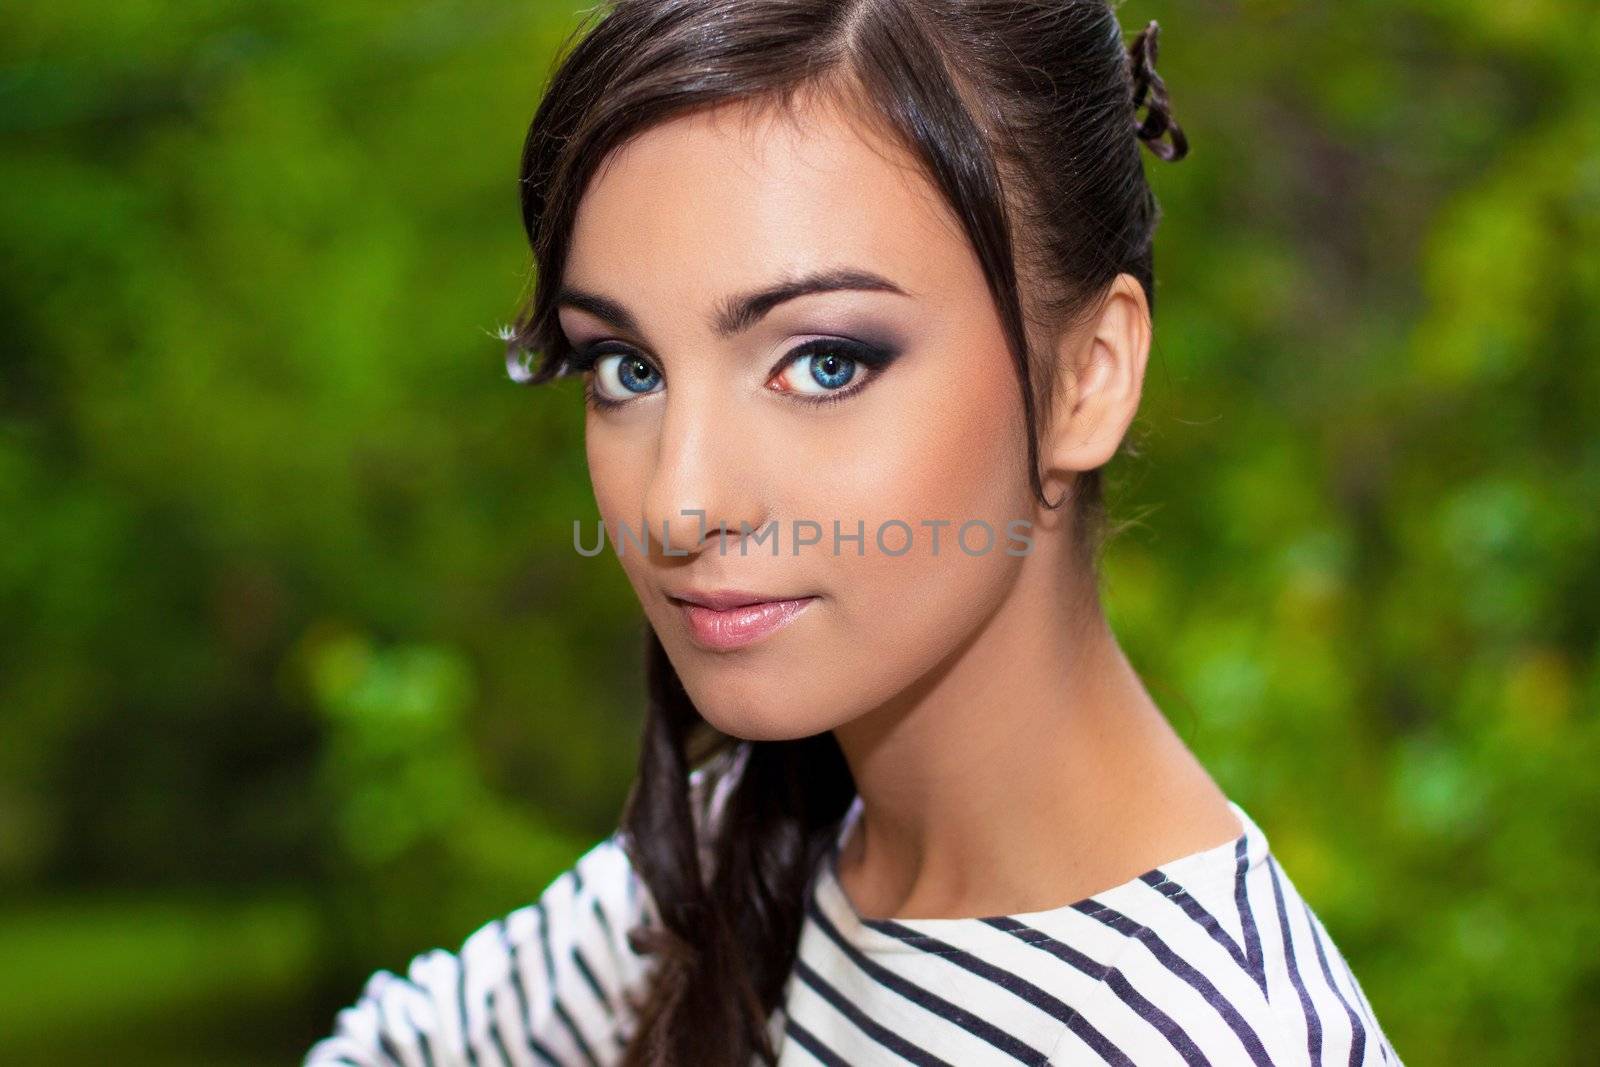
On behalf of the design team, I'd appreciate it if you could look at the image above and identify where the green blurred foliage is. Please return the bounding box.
[1,0,1595,1063]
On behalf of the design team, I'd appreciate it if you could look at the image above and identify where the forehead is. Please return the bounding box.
[564,93,972,306]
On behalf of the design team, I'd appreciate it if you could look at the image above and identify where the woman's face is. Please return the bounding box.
[556,93,1039,741]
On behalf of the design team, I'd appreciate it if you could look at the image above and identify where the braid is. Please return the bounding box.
[617,630,854,1066]
[1127,19,1189,162]
[616,630,747,1064]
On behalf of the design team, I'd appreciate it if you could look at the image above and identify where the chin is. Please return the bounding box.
[681,676,845,743]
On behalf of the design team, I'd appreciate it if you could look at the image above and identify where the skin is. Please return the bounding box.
[556,88,1241,921]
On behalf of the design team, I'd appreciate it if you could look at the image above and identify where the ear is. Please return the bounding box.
[1041,273,1151,481]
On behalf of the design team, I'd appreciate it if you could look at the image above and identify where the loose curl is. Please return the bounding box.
[501,2,1188,1062]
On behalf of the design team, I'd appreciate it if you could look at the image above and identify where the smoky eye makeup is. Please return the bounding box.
[558,332,904,412]
[559,340,663,411]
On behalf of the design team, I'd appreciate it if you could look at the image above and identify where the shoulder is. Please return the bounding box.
[304,748,744,1066]
[304,830,649,1066]
[1046,802,1404,1066]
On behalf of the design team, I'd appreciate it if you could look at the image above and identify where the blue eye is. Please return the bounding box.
[801,351,857,391]
[602,353,661,397]
[563,343,663,408]
[772,338,896,405]
[561,335,898,412]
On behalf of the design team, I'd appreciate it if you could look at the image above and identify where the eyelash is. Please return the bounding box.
[559,337,899,412]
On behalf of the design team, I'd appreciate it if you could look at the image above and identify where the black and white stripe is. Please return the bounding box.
[306,762,1402,1066]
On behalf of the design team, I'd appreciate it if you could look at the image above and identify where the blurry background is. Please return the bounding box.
[2,1,1596,1063]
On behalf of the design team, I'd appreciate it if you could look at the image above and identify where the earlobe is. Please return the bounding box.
[1041,273,1151,479]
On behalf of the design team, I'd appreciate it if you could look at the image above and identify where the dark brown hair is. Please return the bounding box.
[501,2,1187,1062]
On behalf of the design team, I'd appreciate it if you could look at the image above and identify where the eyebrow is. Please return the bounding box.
[555,267,911,340]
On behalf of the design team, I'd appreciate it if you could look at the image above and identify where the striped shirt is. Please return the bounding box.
[305,756,1402,1066]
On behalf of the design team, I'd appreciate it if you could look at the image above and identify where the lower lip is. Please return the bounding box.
[677,596,817,651]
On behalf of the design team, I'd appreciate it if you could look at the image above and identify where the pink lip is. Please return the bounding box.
[673,595,817,651]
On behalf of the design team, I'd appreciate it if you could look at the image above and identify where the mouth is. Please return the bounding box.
[667,590,818,651]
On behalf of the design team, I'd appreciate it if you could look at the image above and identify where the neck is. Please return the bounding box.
[829,538,1237,920]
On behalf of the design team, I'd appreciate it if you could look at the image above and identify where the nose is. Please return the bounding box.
[640,386,766,558]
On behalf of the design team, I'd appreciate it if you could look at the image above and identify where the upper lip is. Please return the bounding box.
[668,588,813,611]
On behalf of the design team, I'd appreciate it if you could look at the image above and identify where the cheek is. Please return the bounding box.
[826,461,1028,678]
[585,423,661,600]
[586,423,645,528]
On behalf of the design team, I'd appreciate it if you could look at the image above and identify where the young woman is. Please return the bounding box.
[307,1,1402,1064]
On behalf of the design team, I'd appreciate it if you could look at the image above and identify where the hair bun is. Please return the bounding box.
[1127,19,1188,162]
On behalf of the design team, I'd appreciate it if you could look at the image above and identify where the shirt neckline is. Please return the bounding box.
[811,793,1270,954]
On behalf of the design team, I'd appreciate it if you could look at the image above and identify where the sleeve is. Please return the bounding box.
[303,749,747,1067]
[303,829,657,1067]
